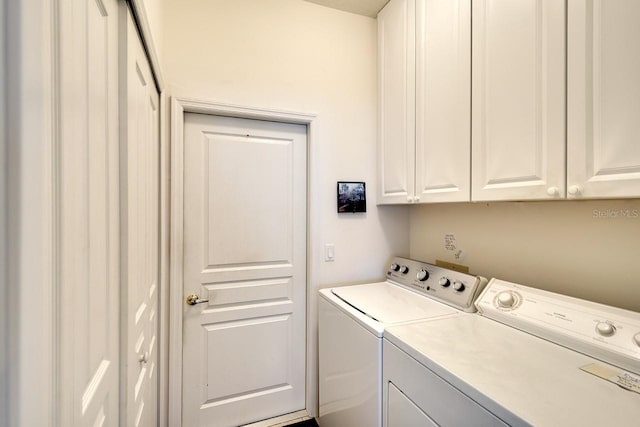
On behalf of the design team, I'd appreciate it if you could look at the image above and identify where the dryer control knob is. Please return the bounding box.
[497,292,516,308]
[452,281,465,292]
[596,322,616,337]
[633,333,640,347]
[391,263,400,272]
[417,269,429,281]
[400,265,409,274]
[439,277,451,287]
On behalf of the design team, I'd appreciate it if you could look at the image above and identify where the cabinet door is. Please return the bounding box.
[415,0,470,203]
[377,0,416,204]
[472,0,566,201]
[568,0,640,199]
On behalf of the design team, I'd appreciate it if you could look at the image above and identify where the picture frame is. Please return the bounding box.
[337,181,366,213]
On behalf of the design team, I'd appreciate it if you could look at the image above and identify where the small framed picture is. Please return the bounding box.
[337,182,366,213]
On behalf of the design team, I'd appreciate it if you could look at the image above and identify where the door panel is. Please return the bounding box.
[58,0,120,424]
[472,0,566,200]
[415,0,471,203]
[568,0,640,198]
[182,113,307,427]
[202,131,293,266]
[122,6,160,427]
[377,0,416,204]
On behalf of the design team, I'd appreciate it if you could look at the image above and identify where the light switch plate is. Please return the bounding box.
[325,244,335,262]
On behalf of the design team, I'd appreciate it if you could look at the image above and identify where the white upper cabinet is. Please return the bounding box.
[378,0,416,204]
[378,0,471,204]
[415,0,471,203]
[471,0,566,201]
[567,0,640,199]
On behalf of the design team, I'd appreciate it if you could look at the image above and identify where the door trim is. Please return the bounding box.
[169,97,317,426]
[5,0,56,425]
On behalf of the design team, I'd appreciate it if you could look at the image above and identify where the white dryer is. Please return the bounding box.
[318,257,488,427]
[383,279,640,426]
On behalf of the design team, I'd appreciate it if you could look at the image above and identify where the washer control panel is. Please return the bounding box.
[386,257,487,312]
[476,279,640,375]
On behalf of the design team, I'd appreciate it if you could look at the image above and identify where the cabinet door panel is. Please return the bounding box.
[378,0,416,204]
[415,0,470,203]
[472,0,566,201]
[568,0,640,198]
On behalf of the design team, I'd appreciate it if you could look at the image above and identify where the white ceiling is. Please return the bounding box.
[304,0,389,18]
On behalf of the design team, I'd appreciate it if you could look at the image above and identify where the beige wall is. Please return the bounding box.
[140,0,164,66]
[163,0,409,286]
[410,199,640,312]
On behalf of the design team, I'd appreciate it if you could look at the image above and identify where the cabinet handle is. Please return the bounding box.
[568,185,582,196]
[546,187,559,197]
[414,196,420,202]
[407,196,413,203]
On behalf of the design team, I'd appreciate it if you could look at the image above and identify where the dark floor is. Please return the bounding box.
[286,419,318,427]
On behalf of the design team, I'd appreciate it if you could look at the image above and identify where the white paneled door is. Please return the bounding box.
[121,6,160,427]
[182,113,307,427]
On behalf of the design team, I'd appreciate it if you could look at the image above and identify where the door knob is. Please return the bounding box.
[186,294,209,306]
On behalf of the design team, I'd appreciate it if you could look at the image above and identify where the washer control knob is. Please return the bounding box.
[596,322,616,337]
[497,292,516,308]
[452,281,465,292]
[417,269,429,281]
[439,277,451,287]
[633,333,640,347]
[400,265,409,274]
[391,263,400,272]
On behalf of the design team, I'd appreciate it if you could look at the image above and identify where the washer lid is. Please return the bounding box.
[331,282,457,324]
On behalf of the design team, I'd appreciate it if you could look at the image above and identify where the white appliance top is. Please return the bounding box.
[385,315,640,426]
[319,256,488,337]
[384,279,640,426]
[330,282,456,324]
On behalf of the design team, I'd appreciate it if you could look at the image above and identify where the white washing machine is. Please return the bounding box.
[318,257,488,427]
[383,279,640,426]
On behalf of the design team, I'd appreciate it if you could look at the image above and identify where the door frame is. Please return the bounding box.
[169,97,317,426]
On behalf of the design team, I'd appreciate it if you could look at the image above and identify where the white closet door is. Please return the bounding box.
[57,0,120,425]
[567,0,640,199]
[377,0,416,204]
[472,0,566,201]
[121,5,160,427]
[415,0,470,203]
